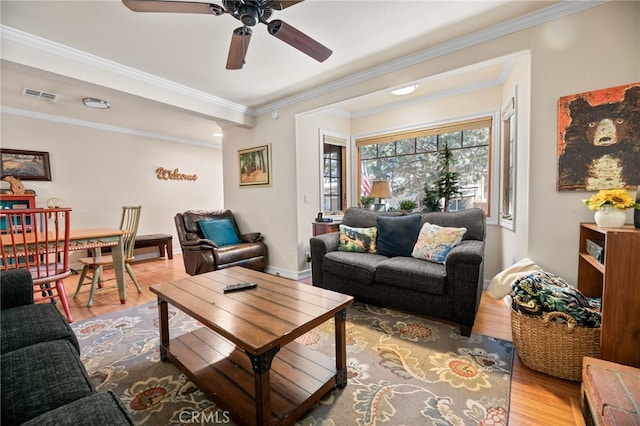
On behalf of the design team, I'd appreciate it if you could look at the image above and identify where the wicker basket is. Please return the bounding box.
[510,308,600,381]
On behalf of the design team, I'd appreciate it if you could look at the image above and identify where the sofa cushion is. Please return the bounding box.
[1,340,95,425]
[411,222,467,264]
[199,218,242,246]
[376,214,422,257]
[341,207,405,228]
[338,225,377,253]
[421,208,485,242]
[182,209,239,239]
[376,257,447,295]
[21,391,134,426]
[324,251,389,284]
[1,303,80,355]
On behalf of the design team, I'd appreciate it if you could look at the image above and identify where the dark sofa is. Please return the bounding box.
[1,268,134,426]
[310,207,486,336]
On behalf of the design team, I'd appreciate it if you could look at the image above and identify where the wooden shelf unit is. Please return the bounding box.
[0,193,37,233]
[312,221,341,236]
[577,223,640,368]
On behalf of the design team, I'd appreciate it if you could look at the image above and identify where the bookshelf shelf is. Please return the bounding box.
[577,223,640,368]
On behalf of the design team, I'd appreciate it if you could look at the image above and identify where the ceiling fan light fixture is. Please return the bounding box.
[82,98,111,109]
[238,4,260,26]
[391,85,417,96]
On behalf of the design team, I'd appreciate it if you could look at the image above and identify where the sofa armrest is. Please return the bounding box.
[445,240,485,331]
[1,268,35,310]
[446,240,484,267]
[240,232,263,243]
[309,233,340,286]
[182,238,218,249]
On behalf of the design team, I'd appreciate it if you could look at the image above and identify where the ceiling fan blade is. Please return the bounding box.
[122,0,221,14]
[268,0,304,11]
[226,27,253,70]
[267,19,332,62]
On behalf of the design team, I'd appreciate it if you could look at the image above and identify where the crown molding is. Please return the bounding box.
[1,106,221,149]
[1,1,603,119]
[0,25,249,116]
[253,0,605,116]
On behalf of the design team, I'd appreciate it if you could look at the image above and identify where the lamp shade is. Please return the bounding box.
[369,181,392,199]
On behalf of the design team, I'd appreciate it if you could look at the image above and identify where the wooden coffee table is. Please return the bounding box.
[150,267,354,426]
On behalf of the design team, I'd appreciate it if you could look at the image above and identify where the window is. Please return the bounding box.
[356,116,493,214]
[500,88,517,230]
[321,134,347,213]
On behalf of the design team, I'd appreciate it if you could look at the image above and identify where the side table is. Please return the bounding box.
[312,220,341,236]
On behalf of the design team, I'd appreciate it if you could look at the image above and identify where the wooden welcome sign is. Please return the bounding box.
[155,167,198,181]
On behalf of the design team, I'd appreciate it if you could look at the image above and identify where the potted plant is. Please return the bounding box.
[360,195,375,209]
[398,199,417,212]
[583,189,639,228]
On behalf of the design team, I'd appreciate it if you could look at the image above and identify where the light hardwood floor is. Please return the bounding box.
[62,255,582,425]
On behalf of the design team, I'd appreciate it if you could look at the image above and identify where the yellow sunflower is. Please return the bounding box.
[583,189,638,211]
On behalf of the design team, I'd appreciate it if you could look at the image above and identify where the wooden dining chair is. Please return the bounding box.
[74,206,142,307]
[0,207,74,322]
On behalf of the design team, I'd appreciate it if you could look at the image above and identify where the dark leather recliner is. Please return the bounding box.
[174,210,266,276]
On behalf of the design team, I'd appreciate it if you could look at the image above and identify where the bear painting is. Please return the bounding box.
[557,83,640,191]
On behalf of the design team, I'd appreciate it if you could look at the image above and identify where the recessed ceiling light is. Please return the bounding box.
[82,98,111,109]
[390,85,417,96]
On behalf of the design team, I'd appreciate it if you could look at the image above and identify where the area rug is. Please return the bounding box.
[72,302,514,425]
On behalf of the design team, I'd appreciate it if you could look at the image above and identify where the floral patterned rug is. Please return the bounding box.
[72,302,513,425]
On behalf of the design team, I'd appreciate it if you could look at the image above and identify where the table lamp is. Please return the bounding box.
[369,181,392,211]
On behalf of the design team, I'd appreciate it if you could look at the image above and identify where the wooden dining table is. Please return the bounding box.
[1,227,131,304]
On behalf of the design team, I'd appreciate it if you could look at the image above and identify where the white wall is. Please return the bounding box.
[1,111,224,265]
[296,111,351,277]
[221,1,639,284]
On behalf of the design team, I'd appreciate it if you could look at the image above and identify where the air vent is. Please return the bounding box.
[22,87,58,102]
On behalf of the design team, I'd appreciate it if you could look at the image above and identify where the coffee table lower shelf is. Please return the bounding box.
[166,327,339,425]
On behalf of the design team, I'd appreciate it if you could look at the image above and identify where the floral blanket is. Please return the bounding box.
[511,271,601,328]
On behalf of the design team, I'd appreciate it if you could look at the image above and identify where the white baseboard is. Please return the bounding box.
[264,265,311,281]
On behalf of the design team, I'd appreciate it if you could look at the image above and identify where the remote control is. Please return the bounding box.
[223,282,258,293]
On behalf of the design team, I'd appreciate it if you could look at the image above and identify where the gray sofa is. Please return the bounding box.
[310,207,486,336]
[1,268,134,426]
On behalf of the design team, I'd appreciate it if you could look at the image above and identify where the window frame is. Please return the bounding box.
[500,87,517,231]
[352,112,500,223]
[319,130,349,214]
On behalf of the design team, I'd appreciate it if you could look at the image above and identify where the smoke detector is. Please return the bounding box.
[22,87,58,102]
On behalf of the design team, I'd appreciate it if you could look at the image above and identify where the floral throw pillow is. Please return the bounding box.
[411,222,467,264]
[338,225,377,253]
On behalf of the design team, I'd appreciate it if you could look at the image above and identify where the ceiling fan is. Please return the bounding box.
[122,0,333,70]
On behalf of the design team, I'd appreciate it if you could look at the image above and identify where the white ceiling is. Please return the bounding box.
[1,0,585,145]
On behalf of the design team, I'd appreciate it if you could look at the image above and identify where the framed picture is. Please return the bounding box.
[0,149,52,181]
[557,82,639,191]
[238,144,271,187]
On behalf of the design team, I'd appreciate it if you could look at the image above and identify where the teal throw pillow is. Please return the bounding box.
[411,222,467,264]
[338,225,377,253]
[198,218,241,246]
[376,214,422,257]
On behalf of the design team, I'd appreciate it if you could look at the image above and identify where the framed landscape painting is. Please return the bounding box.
[0,149,52,181]
[238,144,271,187]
